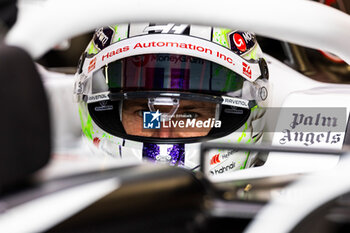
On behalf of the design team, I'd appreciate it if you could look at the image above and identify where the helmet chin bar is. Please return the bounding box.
[148,97,180,121]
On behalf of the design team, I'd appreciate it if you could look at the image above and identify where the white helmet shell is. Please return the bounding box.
[75,23,269,174]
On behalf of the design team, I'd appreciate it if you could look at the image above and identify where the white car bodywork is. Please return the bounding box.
[5,0,350,179]
[1,0,350,232]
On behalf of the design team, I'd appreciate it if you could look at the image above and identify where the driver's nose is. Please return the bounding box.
[151,125,181,138]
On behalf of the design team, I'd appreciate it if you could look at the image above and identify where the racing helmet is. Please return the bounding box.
[74,23,269,174]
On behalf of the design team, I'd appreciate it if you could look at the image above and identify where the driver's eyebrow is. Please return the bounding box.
[180,101,215,110]
[180,105,212,110]
[124,102,149,109]
[181,106,199,110]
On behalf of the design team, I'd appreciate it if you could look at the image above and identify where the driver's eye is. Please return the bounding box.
[136,109,148,117]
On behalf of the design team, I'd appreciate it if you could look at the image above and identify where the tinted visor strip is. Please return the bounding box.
[82,34,263,82]
[108,92,254,109]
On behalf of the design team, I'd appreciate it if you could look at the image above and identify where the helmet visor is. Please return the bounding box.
[92,53,245,96]
[88,91,251,141]
[88,53,252,142]
[122,97,218,138]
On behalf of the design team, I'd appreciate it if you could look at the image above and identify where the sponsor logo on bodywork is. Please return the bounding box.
[210,162,236,175]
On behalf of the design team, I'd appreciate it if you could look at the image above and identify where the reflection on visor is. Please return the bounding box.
[92,54,245,95]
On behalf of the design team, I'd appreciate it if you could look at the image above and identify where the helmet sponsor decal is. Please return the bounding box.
[87,92,110,103]
[210,162,236,175]
[227,31,256,55]
[101,46,130,62]
[143,23,189,34]
[88,58,96,73]
[83,34,262,82]
[74,74,87,95]
[242,62,252,79]
[132,54,204,67]
[222,96,249,109]
[233,33,246,52]
[210,153,221,165]
[94,101,114,112]
[208,150,239,175]
[131,54,151,67]
[93,27,115,51]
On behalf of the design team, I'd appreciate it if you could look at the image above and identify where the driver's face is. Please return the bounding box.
[122,99,217,138]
